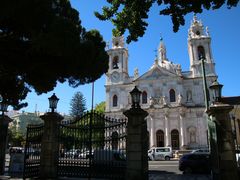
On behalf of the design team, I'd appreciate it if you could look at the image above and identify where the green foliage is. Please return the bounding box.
[8,127,25,147]
[69,91,87,118]
[94,101,106,113]
[0,0,109,109]
[95,0,239,43]
[60,112,105,150]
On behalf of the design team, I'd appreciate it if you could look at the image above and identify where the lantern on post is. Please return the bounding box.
[130,86,142,109]
[209,80,223,103]
[48,93,59,113]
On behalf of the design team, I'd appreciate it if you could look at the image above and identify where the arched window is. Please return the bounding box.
[156,130,164,147]
[198,46,205,60]
[171,129,179,150]
[113,95,118,107]
[112,131,119,150]
[169,89,176,102]
[142,91,147,104]
[112,56,119,69]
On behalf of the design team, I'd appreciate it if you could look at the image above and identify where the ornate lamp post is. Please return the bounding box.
[200,55,219,180]
[40,93,63,179]
[207,80,239,180]
[124,86,148,180]
[209,80,223,104]
[48,93,59,113]
[130,86,142,109]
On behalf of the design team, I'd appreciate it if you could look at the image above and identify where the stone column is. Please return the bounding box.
[124,107,149,180]
[179,109,185,148]
[39,112,63,179]
[164,109,170,146]
[0,115,12,175]
[149,115,155,147]
[207,103,239,180]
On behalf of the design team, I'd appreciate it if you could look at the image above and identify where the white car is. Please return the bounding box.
[148,147,173,161]
[64,149,80,158]
[79,150,93,159]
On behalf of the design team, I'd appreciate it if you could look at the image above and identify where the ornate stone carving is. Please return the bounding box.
[179,108,186,117]
[177,94,183,105]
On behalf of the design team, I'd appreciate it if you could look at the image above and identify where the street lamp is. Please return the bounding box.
[48,93,59,113]
[200,55,210,109]
[209,80,223,103]
[130,86,142,109]
[0,101,8,115]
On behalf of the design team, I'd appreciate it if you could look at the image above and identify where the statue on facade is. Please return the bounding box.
[134,68,139,79]
[206,26,210,36]
[149,97,154,107]
[177,94,183,105]
[162,96,167,106]
[186,90,192,102]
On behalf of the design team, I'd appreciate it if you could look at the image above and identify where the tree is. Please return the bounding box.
[95,0,239,43]
[8,127,25,147]
[94,101,106,113]
[0,0,109,109]
[69,92,87,118]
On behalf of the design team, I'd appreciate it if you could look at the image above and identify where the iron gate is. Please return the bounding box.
[58,111,127,179]
[23,123,44,179]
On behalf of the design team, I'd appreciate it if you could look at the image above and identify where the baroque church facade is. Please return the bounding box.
[105,16,217,150]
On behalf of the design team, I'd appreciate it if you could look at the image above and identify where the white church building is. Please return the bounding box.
[105,16,217,150]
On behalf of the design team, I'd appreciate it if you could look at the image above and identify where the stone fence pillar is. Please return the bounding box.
[124,107,149,180]
[39,112,63,179]
[207,103,239,180]
[0,115,12,175]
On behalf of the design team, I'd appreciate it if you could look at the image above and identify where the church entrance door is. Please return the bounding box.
[156,130,164,147]
[171,129,179,150]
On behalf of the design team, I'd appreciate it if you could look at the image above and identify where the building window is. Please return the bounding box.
[198,46,205,60]
[142,91,147,104]
[156,130,164,147]
[169,89,176,102]
[112,56,119,69]
[171,129,179,150]
[113,95,118,107]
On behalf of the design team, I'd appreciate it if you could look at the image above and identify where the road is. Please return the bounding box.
[4,155,212,180]
[148,160,212,180]
[149,160,181,174]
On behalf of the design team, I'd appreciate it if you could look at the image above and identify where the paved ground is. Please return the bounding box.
[1,154,211,180]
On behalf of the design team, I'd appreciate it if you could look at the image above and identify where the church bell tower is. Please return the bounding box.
[188,15,216,78]
[106,36,129,84]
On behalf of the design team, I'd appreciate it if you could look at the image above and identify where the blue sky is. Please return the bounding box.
[20,1,240,115]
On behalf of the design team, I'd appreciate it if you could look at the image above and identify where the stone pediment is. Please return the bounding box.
[135,66,178,81]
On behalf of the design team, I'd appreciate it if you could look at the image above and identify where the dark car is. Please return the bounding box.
[179,153,211,174]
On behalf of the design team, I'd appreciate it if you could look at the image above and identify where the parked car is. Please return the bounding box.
[9,147,24,154]
[148,147,173,161]
[191,148,209,154]
[93,149,126,168]
[64,149,80,158]
[78,150,93,159]
[92,149,126,178]
[179,153,211,174]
